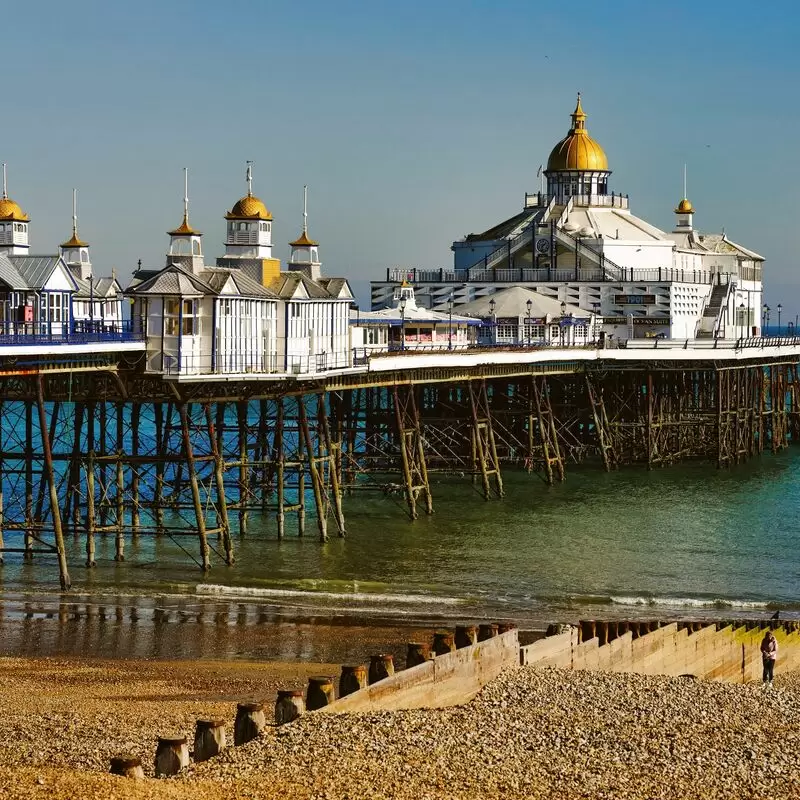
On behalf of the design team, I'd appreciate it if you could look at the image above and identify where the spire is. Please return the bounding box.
[246,160,254,197]
[61,188,88,248]
[674,164,695,215]
[2,162,6,199]
[290,185,319,247]
[571,92,587,132]
[168,167,200,235]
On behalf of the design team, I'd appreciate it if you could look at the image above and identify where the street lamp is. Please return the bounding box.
[789,321,795,339]
[739,302,745,341]
[399,297,406,351]
[489,297,496,345]
[762,303,769,335]
[778,303,783,334]
[560,301,567,346]
[592,301,600,345]
[447,293,454,351]
[526,298,532,347]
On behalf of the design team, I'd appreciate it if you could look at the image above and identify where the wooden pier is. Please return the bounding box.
[1,340,798,589]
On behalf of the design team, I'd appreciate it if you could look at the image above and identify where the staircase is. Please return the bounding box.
[696,282,730,338]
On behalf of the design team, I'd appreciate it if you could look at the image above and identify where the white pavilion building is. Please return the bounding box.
[127,170,354,376]
[371,95,764,341]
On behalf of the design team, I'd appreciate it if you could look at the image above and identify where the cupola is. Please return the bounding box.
[672,167,695,233]
[288,185,321,280]
[60,189,92,280]
[224,162,273,259]
[167,168,204,273]
[544,94,611,203]
[0,163,30,255]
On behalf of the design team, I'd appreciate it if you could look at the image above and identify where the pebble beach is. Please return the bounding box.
[2,656,800,799]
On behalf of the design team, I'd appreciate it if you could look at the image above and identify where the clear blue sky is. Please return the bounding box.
[5,1,799,310]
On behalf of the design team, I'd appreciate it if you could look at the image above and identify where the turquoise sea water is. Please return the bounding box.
[1,447,798,637]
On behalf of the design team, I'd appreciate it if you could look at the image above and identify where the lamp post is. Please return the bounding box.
[448,294,454,350]
[738,302,745,341]
[789,321,795,339]
[525,298,532,347]
[592,301,600,344]
[399,297,406,351]
[489,297,496,345]
[778,303,783,335]
[762,303,769,335]
[560,300,566,346]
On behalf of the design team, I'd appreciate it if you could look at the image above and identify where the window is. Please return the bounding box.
[550,325,560,339]
[496,325,515,340]
[524,324,545,340]
[46,293,65,322]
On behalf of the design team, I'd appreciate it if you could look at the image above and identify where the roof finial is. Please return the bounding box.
[72,188,78,237]
[2,163,7,200]
[183,167,190,226]
[571,92,586,131]
[246,160,254,197]
[303,185,308,234]
[683,163,687,200]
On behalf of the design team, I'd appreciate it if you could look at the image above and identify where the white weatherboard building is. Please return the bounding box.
[0,169,123,334]
[127,170,353,376]
[372,95,764,341]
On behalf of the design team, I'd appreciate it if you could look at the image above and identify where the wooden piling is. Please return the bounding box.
[455,625,478,648]
[234,702,266,745]
[275,689,305,724]
[109,755,144,779]
[194,718,226,762]
[368,654,395,684]
[433,631,455,655]
[405,642,432,668]
[154,735,189,777]
[339,665,368,697]
[478,623,499,641]
[306,677,335,710]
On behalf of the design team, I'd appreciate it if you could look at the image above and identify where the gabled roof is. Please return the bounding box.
[0,253,29,289]
[9,255,79,291]
[271,272,347,300]
[127,263,214,297]
[201,268,279,299]
[316,277,353,299]
[451,287,591,319]
[695,233,764,261]
[73,275,122,300]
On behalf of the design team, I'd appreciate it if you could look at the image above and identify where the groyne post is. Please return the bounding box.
[154,735,189,777]
[275,689,305,724]
[194,718,226,762]
[234,702,266,745]
[109,755,144,779]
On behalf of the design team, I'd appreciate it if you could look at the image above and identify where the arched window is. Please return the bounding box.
[192,240,201,255]
[80,250,88,262]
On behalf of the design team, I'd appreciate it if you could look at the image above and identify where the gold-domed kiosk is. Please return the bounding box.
[544,94,611,203]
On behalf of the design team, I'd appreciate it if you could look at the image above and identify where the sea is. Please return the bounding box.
[0,444,798,663]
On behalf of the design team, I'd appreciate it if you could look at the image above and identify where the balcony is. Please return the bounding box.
[0,319,145,347]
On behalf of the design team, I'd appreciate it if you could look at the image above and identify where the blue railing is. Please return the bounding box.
[0,319,144,346]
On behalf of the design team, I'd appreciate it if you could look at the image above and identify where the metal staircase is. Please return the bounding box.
[696,281,731,339]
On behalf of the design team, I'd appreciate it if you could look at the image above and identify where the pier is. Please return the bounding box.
[0,336,798,590]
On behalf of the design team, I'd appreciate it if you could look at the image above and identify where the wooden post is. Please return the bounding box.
[36,375,70,591]
[433,631,455,655]
[455,625,478,648]
[24,400,33,561]
[234,702,266,745]
[338,664,367,697]
[405,642,431,668]
[194,718,226,762]
[368,654,395,684]
[237,401,250,536]
[306,677,335,710]
[179,402,211,571]
[109,755,144,779]
[115,403,125,561]
[130,403,140,532]
[275,689,305,724]
[478,623,499,641]
[154,735,189,777]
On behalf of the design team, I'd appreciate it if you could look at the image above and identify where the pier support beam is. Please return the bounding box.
[392,385,433,519]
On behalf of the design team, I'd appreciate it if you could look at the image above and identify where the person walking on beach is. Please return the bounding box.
[761,630,778,684]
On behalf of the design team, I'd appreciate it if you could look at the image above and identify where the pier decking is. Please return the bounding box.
[0,337,798,590]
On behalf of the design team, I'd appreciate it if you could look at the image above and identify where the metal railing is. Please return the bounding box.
[0,319,143,346]
[624,336,800,351]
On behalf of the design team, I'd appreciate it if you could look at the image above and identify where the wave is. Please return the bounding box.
[195,583,465,607]
[608,595,773,611]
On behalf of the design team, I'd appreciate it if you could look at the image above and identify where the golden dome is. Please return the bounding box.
[226,194,273,220]
[168,213,201,236]
[61,231,88,248]
[675,198,694,214]
[546,94,609,172]
[0,196,29,222]
[289,230,318,247]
